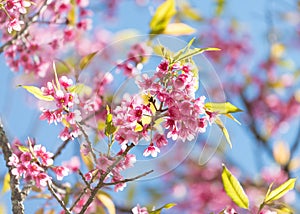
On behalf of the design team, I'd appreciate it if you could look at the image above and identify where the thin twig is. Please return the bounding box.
[104,170,154,186]
[79,144,135,214]
[53,139,70,160]
[77,122,97,163]
[47,181,71,214]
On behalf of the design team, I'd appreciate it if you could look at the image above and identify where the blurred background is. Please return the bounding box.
[1,0,300,213]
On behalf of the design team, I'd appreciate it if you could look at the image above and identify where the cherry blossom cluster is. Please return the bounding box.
[2,0,93,77]
[113,59,213,157]
[84,152,137,192]
[39,75,82,141]
[8,140,69,188]
[0,0,33,33]
[116,42,152,77]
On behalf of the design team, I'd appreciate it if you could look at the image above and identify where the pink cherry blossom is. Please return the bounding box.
[52,166,69,180]
[7,18,24,33]
[132,204,149,214]
[143,144,160,158]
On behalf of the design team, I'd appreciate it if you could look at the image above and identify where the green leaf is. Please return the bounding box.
[18,85,54,101]
[215,117,232,148]
[205,102,242,114]
[149,0,176,34]
[215,0,225,16]
[264,178,296,204]
[105,106,117,136]
[18,145,30,153]
[268,202,294,214]
[68,83,92,96]
[178,1,203,21]
[224,113,241,125]
[67,0,76,26]
[221,164,249,209]
[97,191,116,214]
[149,203,176,214]
[1,173,10,194]
[79,51,98,70]
[172,38,196,62]
[174,47,220,63]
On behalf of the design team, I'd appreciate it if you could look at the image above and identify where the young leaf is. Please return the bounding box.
[149,203,176,214]
[105,107,117,136]
[68,83,92,96]
[224,113,241,125]
[18,85,54,101]
[1,173,10,193]
[178,1,203,21]
[215,0,225,16]
[205,102,242,114]
[163,23,196,36]
[97,191,116,214]
[149,0,176,34]
[81,152,94,171]
[79,51,98,70]
[174,47,220,63]
[18,145,30,153]
[221,164,249,209]
[215,117,232,148]
[67,0,76,26]
[264,178,296,204]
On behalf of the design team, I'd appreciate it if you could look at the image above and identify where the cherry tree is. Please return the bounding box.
[0,0,299,214]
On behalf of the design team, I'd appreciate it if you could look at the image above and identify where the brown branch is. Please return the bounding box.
[79,144,135,214]
[103,170,154,186]
[52,139,70,160]
[47,181,71,214]
[0,121,24,213]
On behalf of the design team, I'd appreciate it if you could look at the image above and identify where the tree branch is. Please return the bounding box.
[79,144,135,214]
[47,181,71,214]
[0,121,24,214]
[103,170,154,186]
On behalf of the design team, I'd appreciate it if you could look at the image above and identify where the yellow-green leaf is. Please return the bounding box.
[79,51,98,70]
[264,178,296,204]
[163,23,196,36]
[215,117,232,148]
[1,173,10,194]
[81,152,94,171]
[215,0,225,16]
[18,145,30,153]
[105,110,117,136]
[205,102,242,114]
[68,83,92,96]
[174,47,220,63]
[224,113,241,125]
[67,0,76,26]
[149,0,176,34]
[268,202,294,214]
[221,164,249,209]
[178,1,203,21]
[149,203,176,214]
[18,85,54,101]
[97,191,116,214]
